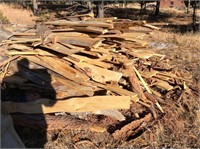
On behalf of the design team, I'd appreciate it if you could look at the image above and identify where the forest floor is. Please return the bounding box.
[1,2,200,148]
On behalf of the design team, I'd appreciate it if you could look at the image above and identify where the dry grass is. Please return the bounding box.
[0,3,36,25]
[149,31,200,50]
[146,29,200,148]
[0,10,9,24]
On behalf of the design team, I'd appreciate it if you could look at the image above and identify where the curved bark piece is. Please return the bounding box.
[112,113,152,140]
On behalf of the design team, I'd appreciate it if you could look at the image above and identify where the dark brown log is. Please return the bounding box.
[11,114,91,131]
[112,113,152,140]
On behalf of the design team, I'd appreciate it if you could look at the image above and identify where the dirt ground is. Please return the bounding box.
[1,3,200,148]
[0,3,36,25]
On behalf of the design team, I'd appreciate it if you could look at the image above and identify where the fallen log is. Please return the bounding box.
[112,113,152,140]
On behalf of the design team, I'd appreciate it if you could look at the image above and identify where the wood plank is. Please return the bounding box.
[66,59,122,83]
[143,24,160,30]
[58,36,103,48]
[125,50,155,59]
[25,56,89,84]
[2,96,132,114]
[154,80,173,91]
[44,21,113,29]
[93,82,138,98]
[13,32,36,36]
[0,56,19,67]
[69,54,112,68]
[40,43,81,56]
[73,26,108,34]
[52,74,94,97]
[2,38,41,44]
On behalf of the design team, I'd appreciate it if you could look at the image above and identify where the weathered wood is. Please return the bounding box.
[13,32,36,36]
[0,56,19,67]
[11,113,105,132]
[69,54,111,68]
[25,56,89,84]
[112,113,152,140]
[124,62,147,102]
[44,21,113,29]
[73,26,108,34]
[67,60,122,83]
[2,96,132,114]
[2,38,41,44]
[58,36,103,48]
[40,43,81,56]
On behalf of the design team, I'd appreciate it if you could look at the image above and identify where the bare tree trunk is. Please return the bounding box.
[87,0,93,13]
[32,0,38,15]
[192,2,197,31]
[155,1,160,15]
[96,0,104,18]
[140,2,144,15]
[187,0,190,14]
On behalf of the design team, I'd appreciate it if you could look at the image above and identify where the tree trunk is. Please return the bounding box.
[155,1,160,15]
[87,0,93,13]
[192,2,197,31]
[32,0,38,15]
[187,0,190,14]
[96,0,104,18]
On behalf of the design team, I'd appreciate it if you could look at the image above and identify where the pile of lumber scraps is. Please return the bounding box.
[0,18,190,140]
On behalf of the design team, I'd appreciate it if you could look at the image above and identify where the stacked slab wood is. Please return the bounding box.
[0,18,191,140]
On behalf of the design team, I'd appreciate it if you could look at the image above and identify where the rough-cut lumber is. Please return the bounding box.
[2,96,132,114]
[2,38,41,44]
[7,51,39,56]
[0,56,19,67]
[143,24,160,30]
[73,26,108,34]
[93,82,138,98]
[69,54,111,68]
[67,59,122,83]
[0,17,191,143]
[52,74,94,97]
[58,36,103,48]
[25,56,89,84]
[124,62,147,102]
[154,80,173,91]
[125,50,155,59]
[40,43,81,56]
[44,21,113,29]
[13,32,36,36]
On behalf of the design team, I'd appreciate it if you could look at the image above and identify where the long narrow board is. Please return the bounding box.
[2,96,131,114]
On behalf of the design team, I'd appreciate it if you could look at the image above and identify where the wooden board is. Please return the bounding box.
[44,21,113,29]
[40,43,81,56]
[25,56,89,84]
[2,96,132,114]
[58,36,103,48]
[66,59,122,83]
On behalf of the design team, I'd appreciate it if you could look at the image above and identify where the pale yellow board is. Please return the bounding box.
[2,96,131,114]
